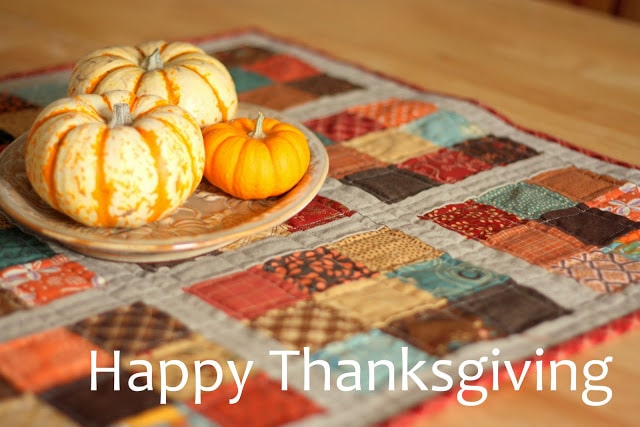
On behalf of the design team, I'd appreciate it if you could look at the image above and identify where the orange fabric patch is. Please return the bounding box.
[347,98,438,128]
[0,255,104,307]
[0,328,113,393]
[527,167,624,202]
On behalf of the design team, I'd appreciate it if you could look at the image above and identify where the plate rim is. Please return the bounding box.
[0,104,329,260]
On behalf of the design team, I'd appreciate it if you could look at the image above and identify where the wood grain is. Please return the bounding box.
[1,0,639,426]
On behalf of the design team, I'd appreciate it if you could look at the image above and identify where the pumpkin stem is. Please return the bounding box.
[249,112,266,139]
[142,48,163,71]
[109,103,133,128]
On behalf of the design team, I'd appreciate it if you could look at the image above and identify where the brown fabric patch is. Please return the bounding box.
[313,276,446,328]
[0,376,19,401]
[384,307,500,356]
[250,300,367,352]
[325,144,389,179]
[454,135,539,166]
[527,167,625,202]
[0,289,26,316]
[238,83,318,110]
[539,203,639,246]
[0,394,79,427]
[485,222,594,267]
[327,227,444,272]
[213,45,275,67]
[286,74,362,96]
[341,166,440,204]
[39,372,162,427]
[0,93,39,113]
[453,281,571,334]
[68,302,192,355]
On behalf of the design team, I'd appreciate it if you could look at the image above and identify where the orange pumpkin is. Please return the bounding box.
[202,113,310,200]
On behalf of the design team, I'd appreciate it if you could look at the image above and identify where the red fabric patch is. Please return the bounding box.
[285,195,356,232]
[398,148,492,184]
[188,372,323,427]
[347,98,438,127]
[304,112,386,143]
[420,200,526,240]
[243,54,321,82]
[0,255,104,307]
[184,267,301,320]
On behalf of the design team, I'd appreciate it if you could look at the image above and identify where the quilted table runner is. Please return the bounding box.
[0,29,639,427]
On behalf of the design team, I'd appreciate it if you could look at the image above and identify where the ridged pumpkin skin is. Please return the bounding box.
[202,114,311,200]
[67,40,237,127]
[24,90,205,228]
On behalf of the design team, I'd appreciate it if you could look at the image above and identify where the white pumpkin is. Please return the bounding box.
[25,90,205,228]
[67,40,237,127]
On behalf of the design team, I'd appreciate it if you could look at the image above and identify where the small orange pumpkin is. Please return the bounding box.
[202,113,310,200]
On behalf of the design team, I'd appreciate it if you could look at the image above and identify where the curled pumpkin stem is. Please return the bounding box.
[249,112,267,139]
[142,48,163,71]
[109,103,133,128]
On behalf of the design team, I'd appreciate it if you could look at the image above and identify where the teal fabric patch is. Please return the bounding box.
[229,67,273,93]
[476,182,577,220]
[403,110,486,147]
[602,239,640,261]
[387,253,510,301]
[9,81,68,107]
[313,131,334,146]
[0,227,55,270]
[311,329,434,392]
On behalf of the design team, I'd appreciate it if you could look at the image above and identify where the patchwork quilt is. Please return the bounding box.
[0,29,639,427]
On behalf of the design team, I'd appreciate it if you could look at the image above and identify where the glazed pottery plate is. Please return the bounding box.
[0,104,329,262]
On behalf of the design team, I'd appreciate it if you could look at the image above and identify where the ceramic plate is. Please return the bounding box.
[0,104,329,263]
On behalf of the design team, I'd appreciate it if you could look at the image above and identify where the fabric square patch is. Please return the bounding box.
[587,182,640,222]
[549,249,640,293]
[68,302,192,355]
[313,277,445,328]
[39,371,162,427]
[263,246,375,297]
[527,167,625,202]
[121,334,252,403]
[387,253,510,301]
[213,45,275,67]
[341,166,439,204]
[485,222,594,267]
[347,98,438,128]
[187,372,323,427]
[603,230,640,261]
[383,307,501,357]
[286,74,363,96]
[0,394,79,427]
[311,329,435,391]
[0,93,39,113]
[454,135,539,166]
[403,110,486,147]
[420,200,526,241]
[184,267,300,320]
[343,128,441,164]
[0,255,105,307]
[539,204,639,246]
[228,67,272,93]
[325,144,389,179]
[398,148,492,184]
[452,281,571,334]
[0,327,113,393]
[327,227,444,272]
[304,111,386,143]
[243,53,321,82]
[0,376,19,400]
[285,195,356,232]
[0,108,41,138]
[250,300,367,352]
[0,289,26,316]
[238,83,317,110]
[0,226,55,270]
[476,182,577,220]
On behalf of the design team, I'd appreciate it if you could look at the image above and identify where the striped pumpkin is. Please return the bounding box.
[67,40,237,127]
[24,90,205,228]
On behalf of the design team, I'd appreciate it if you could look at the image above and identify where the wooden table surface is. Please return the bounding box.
[1,0,639,426]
